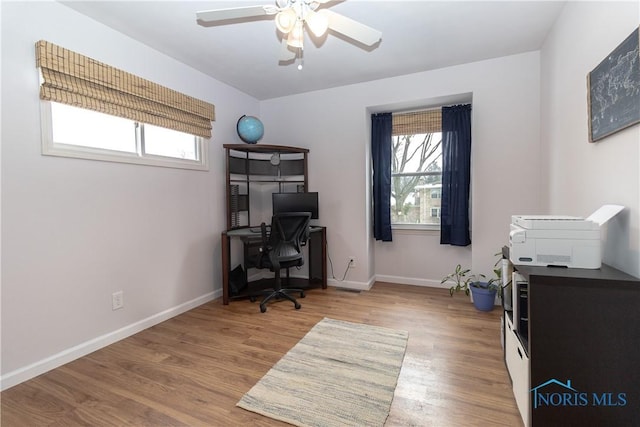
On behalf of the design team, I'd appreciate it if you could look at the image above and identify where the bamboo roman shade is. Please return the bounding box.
[35,40,215,138]
[392,109,441,136]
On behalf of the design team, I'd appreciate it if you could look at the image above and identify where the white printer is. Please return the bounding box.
[509,205,624,269]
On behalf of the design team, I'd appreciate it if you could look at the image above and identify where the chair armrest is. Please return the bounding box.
[260,222,268,243]
[252,223,272,269]
[300,226,310,246]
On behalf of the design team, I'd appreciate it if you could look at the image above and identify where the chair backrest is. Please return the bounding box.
[268,212,312,264]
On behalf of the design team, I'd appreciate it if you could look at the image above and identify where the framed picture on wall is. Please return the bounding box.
[587,26,640,143]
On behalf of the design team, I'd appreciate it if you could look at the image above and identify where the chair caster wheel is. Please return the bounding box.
[300,291,305,298]
[295,303,301,310]
[260,305,267,313]
[249,296,256,302]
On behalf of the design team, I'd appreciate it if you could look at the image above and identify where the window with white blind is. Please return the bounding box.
[36,40,214,170]
[41,102,207,170]
[391,109,442,229]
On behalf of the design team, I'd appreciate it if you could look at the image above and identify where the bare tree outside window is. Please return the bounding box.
[391,132,442,225]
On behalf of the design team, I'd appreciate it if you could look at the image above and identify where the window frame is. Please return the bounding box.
[390,137,442,232]
[40,101,209,171]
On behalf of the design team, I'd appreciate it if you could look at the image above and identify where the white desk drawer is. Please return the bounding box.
[505,315,530,427]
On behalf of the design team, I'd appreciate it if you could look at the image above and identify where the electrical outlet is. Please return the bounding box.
[112,291,124,310]
[349,257,356,268]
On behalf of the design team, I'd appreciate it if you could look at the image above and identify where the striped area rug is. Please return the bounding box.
[237,317,409,427]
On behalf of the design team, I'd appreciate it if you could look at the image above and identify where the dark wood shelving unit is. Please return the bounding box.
[504,257,640,426]
[220,144,326,305]
[224,144,308,230]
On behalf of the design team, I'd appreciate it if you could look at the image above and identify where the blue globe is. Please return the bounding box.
[237,115,264,144]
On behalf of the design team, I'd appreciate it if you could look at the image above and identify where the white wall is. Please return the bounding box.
[540,1,640,277]
[1,1,259,389]
[4,0,638,392]
[261,52,543,288]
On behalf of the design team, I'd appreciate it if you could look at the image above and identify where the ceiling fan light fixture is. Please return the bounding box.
[287,20,304,48]
[275,8,297,34]
[305,9,329,37]
[196,1,382,66]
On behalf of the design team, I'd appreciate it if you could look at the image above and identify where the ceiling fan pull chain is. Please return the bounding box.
[297,47,304,71]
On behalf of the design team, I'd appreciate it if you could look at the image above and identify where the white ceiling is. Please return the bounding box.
[60,0,566,100]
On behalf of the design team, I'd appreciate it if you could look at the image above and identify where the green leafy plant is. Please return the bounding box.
[442,264,473,296]
[443,252,504,296]
[484,251,505,292]
[470,278,500,292]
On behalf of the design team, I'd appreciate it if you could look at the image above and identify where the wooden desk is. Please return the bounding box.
[221,226,327,304]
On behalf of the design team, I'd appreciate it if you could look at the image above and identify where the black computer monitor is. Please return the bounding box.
[272,192,319,219]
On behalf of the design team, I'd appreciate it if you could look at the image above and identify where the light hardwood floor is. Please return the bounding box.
[1,282,523,426]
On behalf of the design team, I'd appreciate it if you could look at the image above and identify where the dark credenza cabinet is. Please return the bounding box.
[505,261,640,427]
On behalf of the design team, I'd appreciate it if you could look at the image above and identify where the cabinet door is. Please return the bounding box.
[505,315,530,427]
[529,280,640,426]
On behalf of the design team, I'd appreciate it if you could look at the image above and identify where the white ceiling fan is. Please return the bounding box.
[196,0,382,68]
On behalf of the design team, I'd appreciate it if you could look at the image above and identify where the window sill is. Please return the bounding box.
[42,143,209,171]
[391,224,440,235]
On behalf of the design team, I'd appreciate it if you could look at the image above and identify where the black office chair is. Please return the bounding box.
[250,212,312,313]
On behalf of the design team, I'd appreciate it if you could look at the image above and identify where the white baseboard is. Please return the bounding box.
[328,274,375,291]
[1,290,220,391]
[375,274,448,289]
[328,274,449,292]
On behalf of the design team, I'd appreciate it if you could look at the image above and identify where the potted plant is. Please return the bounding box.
[442,255,502,312]
[442,264,472,296]
[467,276,500,312]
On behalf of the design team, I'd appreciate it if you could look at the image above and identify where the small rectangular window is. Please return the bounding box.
[42,102,208,170]
[51,103,137,153]
[142,124,198,160]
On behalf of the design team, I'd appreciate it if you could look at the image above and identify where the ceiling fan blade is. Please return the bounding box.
[279,38,296,62]
[324,10,382,46]
[196,5,272,23]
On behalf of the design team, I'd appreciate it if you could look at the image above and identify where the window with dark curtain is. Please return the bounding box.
[440,104,472,246]
[371,113,393,241]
